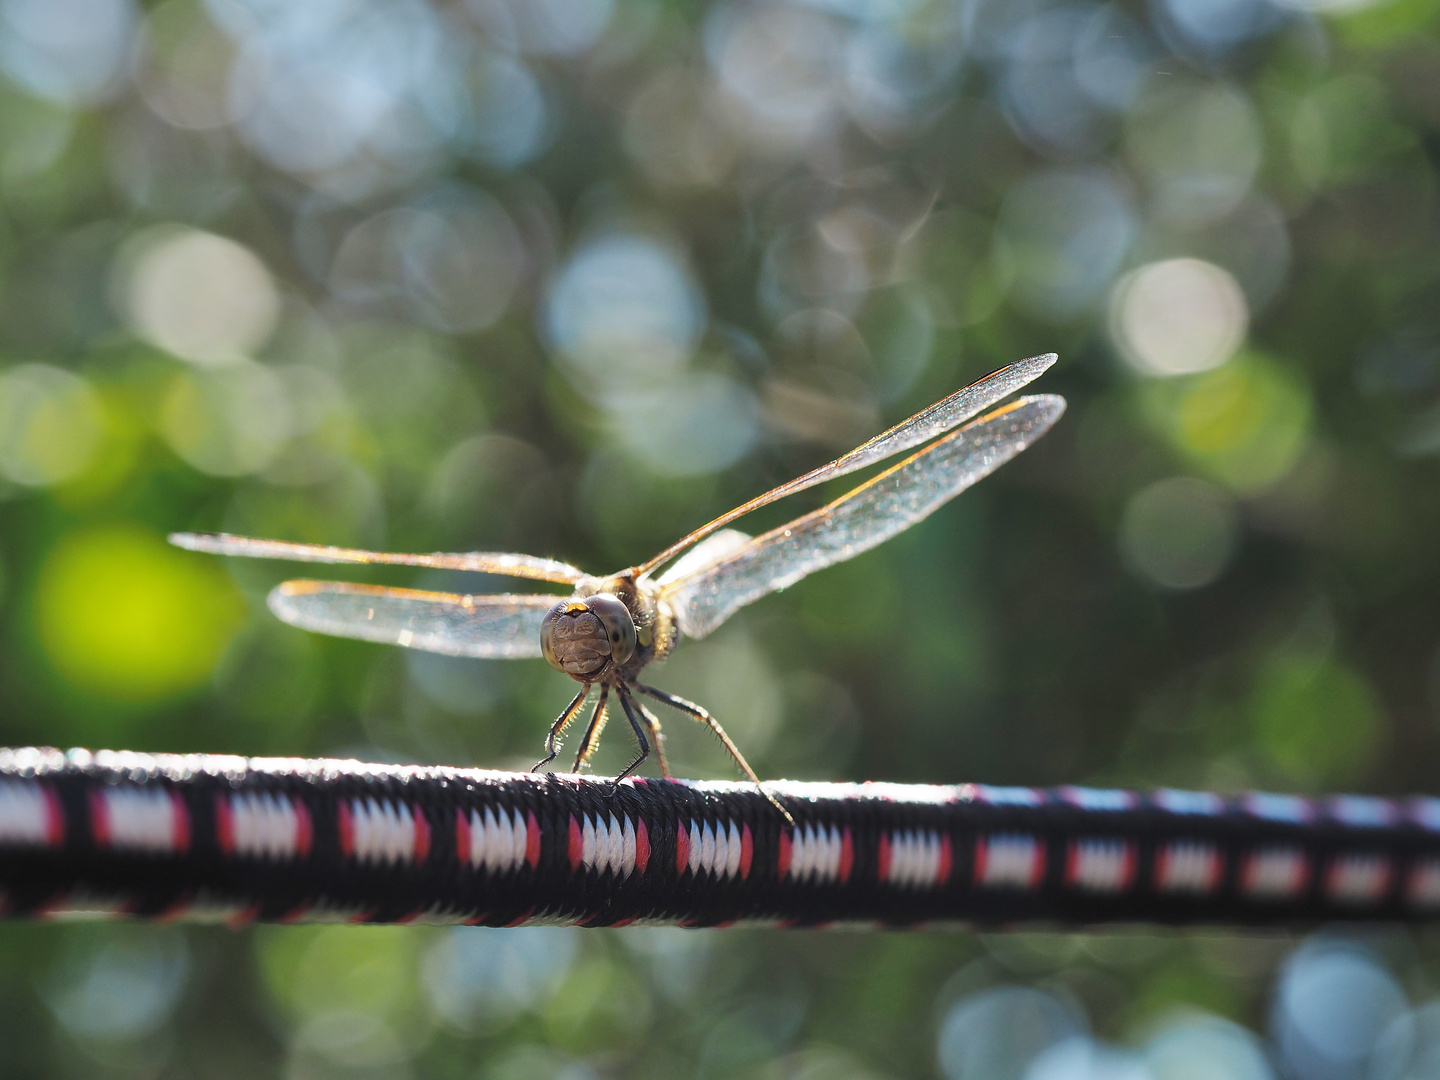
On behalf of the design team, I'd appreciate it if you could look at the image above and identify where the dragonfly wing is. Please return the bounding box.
[661,394,1065,639]
[268,582,566,658]
[636,353,1057,577]
[170,532,587,585]
[656,528,752,587]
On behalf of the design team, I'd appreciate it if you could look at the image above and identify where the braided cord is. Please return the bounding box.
[2,746,1439,928]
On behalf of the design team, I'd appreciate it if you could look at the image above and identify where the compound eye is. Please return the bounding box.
[539,602,568,672]
[586,593,637,665]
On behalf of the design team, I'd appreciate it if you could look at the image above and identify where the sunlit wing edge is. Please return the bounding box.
[268,581,565,659]
[170,532,587,584]
[661,393,1066,638]
[635,353,1057,578]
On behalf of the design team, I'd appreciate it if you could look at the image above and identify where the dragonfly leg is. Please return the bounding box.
[632,683,792,824]
[534,685,590,772]
[632,694,670,778]
[613,684,652,785]
[571,684,610,773]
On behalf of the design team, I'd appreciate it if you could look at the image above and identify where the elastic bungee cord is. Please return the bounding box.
[2,746,1439,929]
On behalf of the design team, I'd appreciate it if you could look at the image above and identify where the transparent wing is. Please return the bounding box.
[661,395,1065,639]
[170,532,586,585]
[268,581,566,658]
[635,353,1057,576]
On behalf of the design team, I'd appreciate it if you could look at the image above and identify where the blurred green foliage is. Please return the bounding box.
[5,0,1440,1071]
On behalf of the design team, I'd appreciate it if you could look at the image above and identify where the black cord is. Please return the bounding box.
[1,746,1438,928]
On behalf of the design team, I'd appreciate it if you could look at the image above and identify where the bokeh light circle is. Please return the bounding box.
[464,0,615,57]
[158,359,294,477]
[706,3,845,152]
[937,986,1084,1080]
[122,227,281,365]
[0,0,138,105]
[223,0,448,182]
[422,926,578,1031]
[543,234,706,399]
[432,46,552,168]
[612,372,760,477]
[328,188,525,334]
[41,928,191,1042]
[1120,476,1238,590]
[1144,1013,1274,1080]
[1272,941,1409,1080]
[36,526,245,701]
[0,364,104,487]
[1111,258,1249,377]
[1125,82,1264,226]
[997,168,1138,322]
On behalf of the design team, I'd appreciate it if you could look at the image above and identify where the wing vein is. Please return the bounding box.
[635,353,1056,576]
[169,533,586,585]
[661,395,1065,638]
[267,582,565,659]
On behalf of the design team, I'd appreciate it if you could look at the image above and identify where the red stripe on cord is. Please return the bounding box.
[294,799,313,858]
[676,821,691,875]
[567,816,583,872]
[636,819,650,875]
[42,786,63,847]
[88,790,110,848]
[525,811,541,869]
[412,806,431,865]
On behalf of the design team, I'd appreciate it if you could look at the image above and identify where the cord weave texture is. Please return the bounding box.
[3,747,1439,928]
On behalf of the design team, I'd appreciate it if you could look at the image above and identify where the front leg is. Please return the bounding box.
[533,685,590,772]
[571,684,610,772]
[613,684,653,784]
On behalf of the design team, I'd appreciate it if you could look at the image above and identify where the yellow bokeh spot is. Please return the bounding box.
[35,526,244,701]
[1142,352,1312,493]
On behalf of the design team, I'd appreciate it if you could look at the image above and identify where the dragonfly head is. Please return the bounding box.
[540,593,637,680]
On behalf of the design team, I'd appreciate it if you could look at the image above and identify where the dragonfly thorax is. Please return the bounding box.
[540,593,638,680]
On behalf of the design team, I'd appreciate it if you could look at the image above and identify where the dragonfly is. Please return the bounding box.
[171,353,1065,819]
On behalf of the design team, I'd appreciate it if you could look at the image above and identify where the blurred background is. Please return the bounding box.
[1,0,1440,1071]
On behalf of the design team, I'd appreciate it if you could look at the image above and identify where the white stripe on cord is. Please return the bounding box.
[884,830,946,889]
[464,806,529,872]
[976,833,1043,890]
[687,821,703,876]
[349,798,420,865]
[226,792,305,860]
[98,787,185,854]
[677,818,746,879]
[1325,853,1392,905]
[789,824,844,884]
[723,821,742,878]
[701,820,717,876]
[1067,838,1134,893]
[579,814,635,878]
[0,779,57,847]
[1407,858,1440,907]
[1154,840,1221,894]
[1241,846,1309,900]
